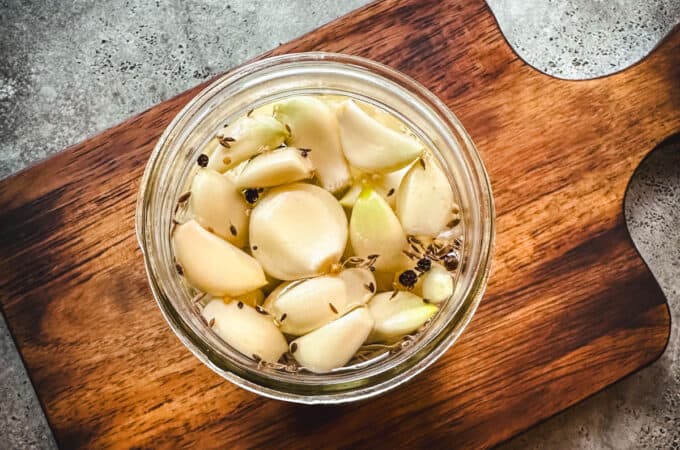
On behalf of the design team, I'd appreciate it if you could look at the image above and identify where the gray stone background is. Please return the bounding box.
[0,0,678,448]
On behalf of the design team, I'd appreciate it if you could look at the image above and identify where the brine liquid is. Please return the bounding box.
[171,94,462,373]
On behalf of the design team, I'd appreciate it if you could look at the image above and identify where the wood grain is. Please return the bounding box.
[0,0,676,448]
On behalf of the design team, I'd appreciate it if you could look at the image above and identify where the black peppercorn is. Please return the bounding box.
[398,269,418,288]
[244,188,259,204]
[443,251,460,271]
[416,257,431,272]
[197,153,209,167]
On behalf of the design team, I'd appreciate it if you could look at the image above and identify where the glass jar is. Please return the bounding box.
[135,52,494,404]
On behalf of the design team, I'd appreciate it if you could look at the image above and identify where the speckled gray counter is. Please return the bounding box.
[0,1,678,448]
[487,0,680,79]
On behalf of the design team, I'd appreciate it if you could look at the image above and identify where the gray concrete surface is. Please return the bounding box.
[0,1,678,448]
[0,312,53,449]
[487,0,680,79]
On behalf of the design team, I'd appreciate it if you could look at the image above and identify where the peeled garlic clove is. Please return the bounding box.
[233,147,314,188]
[189,168,249,247]
[290,307,374,373]
[368,291,438,342]
[208,116,289,172]
[264,276,347,335]
[338,100,423,173]
[274,96,350,192]
[173,220,267,296]
[338,268,376,307]
[250,183,348,280]
[418,263,454,304]
[350,185,409,272]
[202,299,287,363]
[396,152,455,236]
[232,289,265,308]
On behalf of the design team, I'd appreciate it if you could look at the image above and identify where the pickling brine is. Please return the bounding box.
[171,95,462,374]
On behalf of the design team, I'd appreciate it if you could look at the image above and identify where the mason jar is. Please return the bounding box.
[135,52,494,404]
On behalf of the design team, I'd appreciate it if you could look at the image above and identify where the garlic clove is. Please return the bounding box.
[338,268,376,307]
[418,263,454,304]
[208,115,289,172]
[338,100,423,173]
[264,276,347,335]
[249,183,348,280]
[274,96,350,192]
[367,291,438,342]
[173,220,267,296]
[396,151,455,237]
[290,307,374,373]
[233,147,314,188]
[202,299,287,363]
[189,168,249,247]
[349,185,410,272]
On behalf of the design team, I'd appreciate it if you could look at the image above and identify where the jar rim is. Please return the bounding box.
[136,52,495,404]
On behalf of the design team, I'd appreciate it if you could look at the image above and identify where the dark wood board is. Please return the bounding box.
[0,0,677,448]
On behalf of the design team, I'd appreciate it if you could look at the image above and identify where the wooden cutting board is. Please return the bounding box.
[0,0,677,448]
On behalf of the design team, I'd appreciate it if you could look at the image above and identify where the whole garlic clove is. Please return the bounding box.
[396,151,455,237]
[338,268,376,308]
[367,291,438,342]
[249,183,348,280]
[208,115,289,172]
[338,100,422,173]
[349,185,410,272]
[418,263,454,304]
[264,275,347,335]
[233,147,314,188]
[274,96,351,192]
[202,299,287,363]
[290,307,374,373]
[173,220,267,296]
[189,168,249,247]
